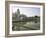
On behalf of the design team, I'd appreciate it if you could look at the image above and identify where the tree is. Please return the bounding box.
[35,16,38,18]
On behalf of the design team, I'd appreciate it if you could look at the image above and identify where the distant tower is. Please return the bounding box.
[17,9,20,15]
[17,9,20,20]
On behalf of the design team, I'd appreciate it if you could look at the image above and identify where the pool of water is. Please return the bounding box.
[12,21,40,31]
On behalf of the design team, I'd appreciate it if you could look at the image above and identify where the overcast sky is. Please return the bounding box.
[12,5,40,17]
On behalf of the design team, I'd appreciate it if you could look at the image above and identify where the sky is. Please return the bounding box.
[12,4,40,17]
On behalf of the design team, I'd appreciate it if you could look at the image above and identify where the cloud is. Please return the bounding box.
[12,5,40,17]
